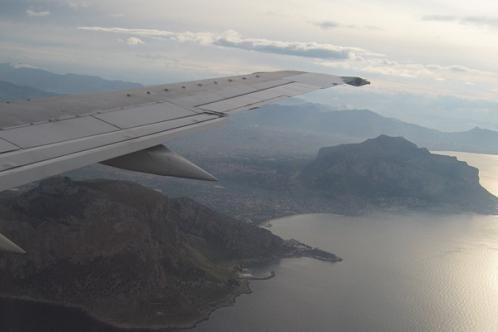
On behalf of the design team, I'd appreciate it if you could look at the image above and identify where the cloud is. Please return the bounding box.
[312,21,382,31]
[78,26,376,61]
[422,15,498,28]
[314,20,340,29]
[126,36,144,46]
[213,30,360,60]
[462,16,498,27]
[11,63,42,69]
[421,15,456,22]
[67,1,90,10]
[26,9,51,17]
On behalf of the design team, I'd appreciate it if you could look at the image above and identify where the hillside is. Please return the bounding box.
[0,177,338,329]
[298,135,498,213]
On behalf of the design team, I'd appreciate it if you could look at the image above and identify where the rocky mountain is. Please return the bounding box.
[298,135,498,213]
[0,177,338,329]
[0,63,142,94]
[69,136,498,224]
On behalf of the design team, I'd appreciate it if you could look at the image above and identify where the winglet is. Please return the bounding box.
[0,232,26,254]
[341,76,370,87]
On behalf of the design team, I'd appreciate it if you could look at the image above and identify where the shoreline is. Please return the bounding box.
[0,215,340,331]
[0,280,253,331]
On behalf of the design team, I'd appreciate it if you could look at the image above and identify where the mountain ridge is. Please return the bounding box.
[297,135,497,213]
[0,80,57,101]
[0,177,339,329]
[0,63,142,94]
[171,103,498,156]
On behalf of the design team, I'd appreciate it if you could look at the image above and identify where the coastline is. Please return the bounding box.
[0,253,338,331]
[0,208,340,331]
[0,280,252,331]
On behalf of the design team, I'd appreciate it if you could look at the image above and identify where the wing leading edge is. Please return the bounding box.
[0,70,369,253]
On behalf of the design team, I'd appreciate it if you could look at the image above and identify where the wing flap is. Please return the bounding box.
[0,114,222,191]
[0,113,218,172]
[0,116,118,148]
[0,138,19,153]
[286,72,345,87]
[94,101,198,129]
[169,78,292,108]
[196,82,316,113]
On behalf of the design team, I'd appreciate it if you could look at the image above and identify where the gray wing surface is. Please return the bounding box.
[0,71,368,192]
[0,70,368,252]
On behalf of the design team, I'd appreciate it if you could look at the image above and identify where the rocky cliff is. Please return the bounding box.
[0,177,339,329]
[298,135,498,213]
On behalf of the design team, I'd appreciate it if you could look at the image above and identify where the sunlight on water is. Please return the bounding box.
[192,212,498,332]
[190,152,498,332]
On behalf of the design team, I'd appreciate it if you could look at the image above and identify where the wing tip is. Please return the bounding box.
[341,76,371,87]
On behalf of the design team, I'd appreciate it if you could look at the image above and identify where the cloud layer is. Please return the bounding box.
[314,20,340,29]
[79,26,374,61]
[26,9,51,17]
[422,15,498,28]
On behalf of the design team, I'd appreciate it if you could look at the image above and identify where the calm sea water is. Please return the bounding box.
[188,151,498,332]
[3,151,498,332]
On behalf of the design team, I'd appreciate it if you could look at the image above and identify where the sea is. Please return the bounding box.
[3,151,498,332]
[188,151,498,332]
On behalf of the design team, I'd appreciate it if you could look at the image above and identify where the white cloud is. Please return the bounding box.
[422,15,498,28]
[126,36,144,46]
[78,25,498,90]
[213,30,369,60]
[67,1,90,10]
[78,26,378,61]
[26,9,51,17]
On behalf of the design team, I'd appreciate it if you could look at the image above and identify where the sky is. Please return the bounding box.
[2,0,498,121]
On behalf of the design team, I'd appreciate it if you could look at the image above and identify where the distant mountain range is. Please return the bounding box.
[260,104,498,155]
[0,80,56,101]
[171,103,498,156]
[0,177,338,329]
[0,63,141,95]
[1,63,498,156]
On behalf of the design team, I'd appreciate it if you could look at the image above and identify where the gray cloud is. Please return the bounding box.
[421,15,456,22]
[462,16,498,27]
[313,20,382,31]
[314,20,340,29]
[213,31,353,60]
[79,27,374,60]
[26,9,51,17]
[422,15,498,28]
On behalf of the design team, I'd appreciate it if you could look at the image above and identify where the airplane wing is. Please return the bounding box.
[0,70,369,252]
